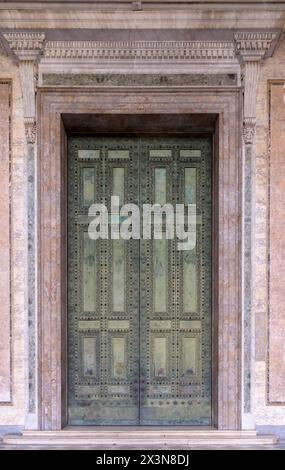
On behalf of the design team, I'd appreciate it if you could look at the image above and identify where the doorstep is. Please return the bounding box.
[2,427,278,449]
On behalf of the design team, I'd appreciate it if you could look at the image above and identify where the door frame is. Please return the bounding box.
[37,87,242,430]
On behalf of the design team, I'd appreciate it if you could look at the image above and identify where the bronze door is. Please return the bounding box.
[68,136,212,425]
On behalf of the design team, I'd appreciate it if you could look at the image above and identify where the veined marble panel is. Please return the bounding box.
[268,83,285,404]
[0,82,11,404]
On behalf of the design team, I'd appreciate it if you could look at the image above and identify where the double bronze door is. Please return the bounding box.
[68,136,212,425]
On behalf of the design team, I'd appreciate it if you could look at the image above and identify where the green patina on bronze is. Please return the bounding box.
[68,136,212,425]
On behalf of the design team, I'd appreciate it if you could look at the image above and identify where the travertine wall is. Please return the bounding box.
[254,34,285,424]
[0,53,27,425]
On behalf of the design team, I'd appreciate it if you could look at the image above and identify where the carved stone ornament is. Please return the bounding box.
[234,32,280,145]
[243,118,256,145]
[3,32,45,60]
[0,35,8,56]
[25,118,36,145]
[233,31,278,61]
[43,40,236,61]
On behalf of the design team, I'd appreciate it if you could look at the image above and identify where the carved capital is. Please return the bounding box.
[24,118,36,145]
[243,117,256,145]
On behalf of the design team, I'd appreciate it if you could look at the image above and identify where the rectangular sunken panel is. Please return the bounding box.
[78,149,100,160]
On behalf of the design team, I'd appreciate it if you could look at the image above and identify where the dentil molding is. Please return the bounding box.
[43,40,236,62]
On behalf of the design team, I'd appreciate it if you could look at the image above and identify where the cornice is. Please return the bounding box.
[0,10,285,30]
[1,1,285,13]
[1,1,284,5]
[2,30,281,68]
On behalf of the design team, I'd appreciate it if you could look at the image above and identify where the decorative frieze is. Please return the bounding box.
[43,40,236,62]
[42,72,238,87]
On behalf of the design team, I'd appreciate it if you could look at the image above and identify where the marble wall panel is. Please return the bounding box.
[254,35,285,423]
[0,54,26,426]
[268,82,285,404]
[0,82,11,403]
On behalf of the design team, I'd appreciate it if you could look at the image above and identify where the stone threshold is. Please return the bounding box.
[2,428,278,449]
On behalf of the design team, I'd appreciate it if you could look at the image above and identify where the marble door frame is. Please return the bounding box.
[37,86,242,430]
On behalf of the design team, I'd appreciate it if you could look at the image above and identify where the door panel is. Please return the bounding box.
[68,136,211,425]
[68,138,140,424]
[139,139,212,424]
